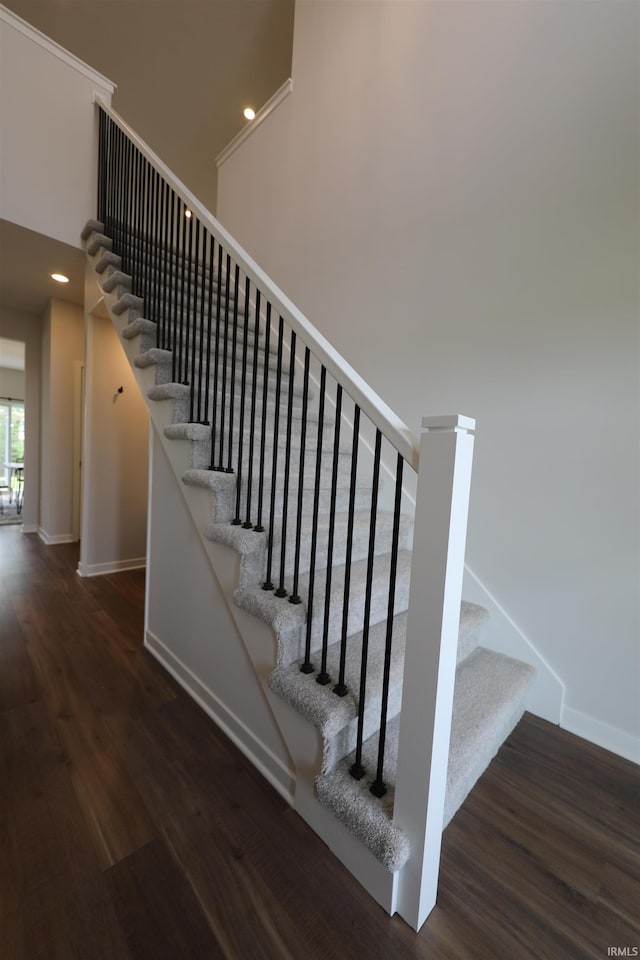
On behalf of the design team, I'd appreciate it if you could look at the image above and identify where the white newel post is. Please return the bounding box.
[393,414,476,931]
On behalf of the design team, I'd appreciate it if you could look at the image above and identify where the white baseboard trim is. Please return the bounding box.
[76,556,146,577]
[38,527,77,545]
[145,629,295,803]
[562,706,640,765]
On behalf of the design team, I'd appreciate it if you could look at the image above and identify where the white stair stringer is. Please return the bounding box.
[84,221,536,921]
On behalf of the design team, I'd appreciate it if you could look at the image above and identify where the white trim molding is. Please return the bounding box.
[76,557,146,577]
[145,629,296,802]
[562,706,640,765]
[38,528,77,546]
[216,78,293,168]
[0,4,116,96]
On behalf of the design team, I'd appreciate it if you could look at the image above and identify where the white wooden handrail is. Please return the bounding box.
[95,96,420,471]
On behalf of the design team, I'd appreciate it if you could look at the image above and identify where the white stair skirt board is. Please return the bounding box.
[84,219,538,926]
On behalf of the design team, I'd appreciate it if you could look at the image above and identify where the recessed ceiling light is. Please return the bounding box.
[243,107,256,121]
[185,209,192,219]
[51,273,69,283]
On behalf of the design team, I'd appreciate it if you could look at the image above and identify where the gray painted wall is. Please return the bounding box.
[217,0,639,756]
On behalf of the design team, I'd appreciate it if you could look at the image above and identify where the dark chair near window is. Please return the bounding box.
[14,467,23,515]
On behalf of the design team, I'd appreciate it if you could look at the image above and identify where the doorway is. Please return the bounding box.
[0,338,26,519]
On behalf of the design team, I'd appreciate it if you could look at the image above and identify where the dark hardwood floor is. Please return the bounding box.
[0,526,638,959]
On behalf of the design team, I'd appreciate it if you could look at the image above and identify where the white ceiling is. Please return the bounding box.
[0,219,85,318]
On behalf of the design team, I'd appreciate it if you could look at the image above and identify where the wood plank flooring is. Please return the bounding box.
[0,526,638,959]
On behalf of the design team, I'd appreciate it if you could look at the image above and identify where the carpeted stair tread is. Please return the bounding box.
[457,601,491,664]
[117,312,300,400]
[176,424,351,473]
[101,270,131,295]
[269,599,487,765]
[122,317,157,339]
[81,219,104,241]
[205,511,414,588]
[112,292,144,317]
[315,647,535,871]
[442,647,536,825]
[315,714,408,871]
[234,550,413,668]
[85,232,112,256]
[164,423,211,443]
[95,250,122,274]
[134,347,173,369]
[270,613,407,769]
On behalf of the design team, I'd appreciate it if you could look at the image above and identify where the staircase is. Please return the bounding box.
[83,102,536,930]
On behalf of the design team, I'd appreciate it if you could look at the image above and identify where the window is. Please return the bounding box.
[0,400,25,486]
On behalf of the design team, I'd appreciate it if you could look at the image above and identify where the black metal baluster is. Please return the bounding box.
[105,114,111,229]
[254,303,272,533]
[157,179,167,348]
[316,384,342,684]
[113,124,120,254]
[178,202,188,384]
[232,278,251,525]
[170,191,179,379]
[334,404,361,696]
[114,124,120,257]
[134,154,142,300]
[263,315,285,590]
[97,110,105,223]
[151,168,162,324]
[133,152,141,298]
[121,135,135,276]
[218,254,231,470]
[111,120,119,243]
[123,134,130,267]
[163,182,172,350]
[300,366,327,674]
[139,155,149,301]
[184,210,194,386]
[189,219,200,422]
[226,264,240,473]
[117,127,126,265]
[196,226,207,422]
[148,169,156,325]
[121,134,132,278]
[350,428,382,781]
[289,347,310,605]
[104,112,111,226]
[370,452,405,798]
[203,232,215,427]
[210,243,223,467]
[275,330,297,598]
[242,290,261,527]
